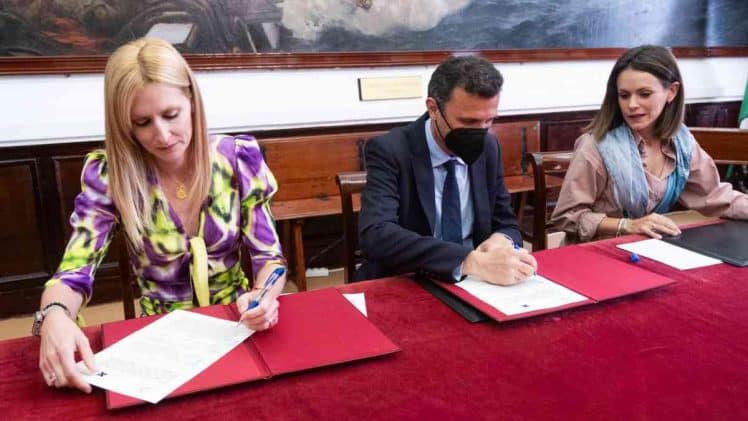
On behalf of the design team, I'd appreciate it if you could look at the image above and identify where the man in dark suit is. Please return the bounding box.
[358,56,537,284]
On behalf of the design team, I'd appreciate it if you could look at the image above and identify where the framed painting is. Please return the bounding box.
[1,0,746,75]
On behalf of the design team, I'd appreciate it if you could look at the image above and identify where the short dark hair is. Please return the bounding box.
[586,45,685,140]
[427,55,504,107]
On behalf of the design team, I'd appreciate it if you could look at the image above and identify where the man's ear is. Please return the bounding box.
[425,97,439,119]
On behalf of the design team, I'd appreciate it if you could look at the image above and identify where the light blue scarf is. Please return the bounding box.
[597,124,694,218]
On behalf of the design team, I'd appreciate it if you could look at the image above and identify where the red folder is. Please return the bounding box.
[102,288,400,409]
[437,245,676,322]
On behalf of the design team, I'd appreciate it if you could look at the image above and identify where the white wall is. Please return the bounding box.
[0,57,746,147]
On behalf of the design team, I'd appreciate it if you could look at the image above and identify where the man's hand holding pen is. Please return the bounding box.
[463,234,537,286]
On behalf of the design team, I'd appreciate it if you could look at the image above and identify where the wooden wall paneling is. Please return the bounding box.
[0,159,48,280]
[685,101,741,128]
[0,158,53,317]
[686,102,723,127]
[52,155,87,240]
[684,102,741,128]
[541,118,592,151]
[494,109,595,152]
[0,144,125,318]
[715,103,740,127]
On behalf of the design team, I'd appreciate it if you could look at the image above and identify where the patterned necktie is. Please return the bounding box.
[441,159,462,244]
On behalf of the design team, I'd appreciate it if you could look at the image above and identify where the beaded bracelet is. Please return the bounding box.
[616,218,628,237]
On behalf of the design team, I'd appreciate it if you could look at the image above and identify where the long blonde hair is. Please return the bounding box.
[104,37,211,251]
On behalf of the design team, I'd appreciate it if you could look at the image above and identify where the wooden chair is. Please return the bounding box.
[526,151,573,251]
[260,130,383,291]
[689,127,748,164]
[489,121,541,223]
[691,127,748,193]
[335,171,366,283]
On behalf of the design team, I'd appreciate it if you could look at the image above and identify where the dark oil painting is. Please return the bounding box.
[0,0,746,57]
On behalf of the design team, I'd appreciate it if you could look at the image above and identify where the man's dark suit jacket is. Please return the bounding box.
[357,113,521,281]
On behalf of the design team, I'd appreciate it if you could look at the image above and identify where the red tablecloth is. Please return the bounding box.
[1,238,746,420]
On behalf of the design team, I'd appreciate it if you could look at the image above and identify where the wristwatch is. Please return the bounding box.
[31,302,71,337]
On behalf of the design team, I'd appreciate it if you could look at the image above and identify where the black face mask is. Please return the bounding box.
[435,106,487,165]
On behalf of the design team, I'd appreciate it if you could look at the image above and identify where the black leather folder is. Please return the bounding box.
[415,277,487,323]
[662,220,748,267]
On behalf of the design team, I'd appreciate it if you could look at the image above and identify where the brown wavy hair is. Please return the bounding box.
[586,45,685,141]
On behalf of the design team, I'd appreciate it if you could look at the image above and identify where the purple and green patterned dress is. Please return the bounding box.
[45,134,285,315]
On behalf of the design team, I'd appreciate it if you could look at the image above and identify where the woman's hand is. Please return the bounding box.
[626,213,681,239]
[39,309,96,393]
[236,291,280,331]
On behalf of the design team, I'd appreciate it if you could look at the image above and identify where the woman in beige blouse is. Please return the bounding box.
[552,45,748,242]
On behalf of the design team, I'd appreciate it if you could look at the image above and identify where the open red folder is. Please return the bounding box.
[436,245,676,322]
[102,288,400,409]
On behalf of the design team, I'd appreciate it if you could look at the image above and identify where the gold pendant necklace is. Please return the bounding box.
[175,183,188,200]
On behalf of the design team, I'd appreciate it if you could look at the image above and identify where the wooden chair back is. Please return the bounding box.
[335,171,367,283]
[487,121,543,243]
[489,120,540,188]
[258,130,382,290]
[527,151,573,251]
[259,131,380,209]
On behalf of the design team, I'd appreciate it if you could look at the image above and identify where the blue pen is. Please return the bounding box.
[629,252,640,263]
[248,266,285,310]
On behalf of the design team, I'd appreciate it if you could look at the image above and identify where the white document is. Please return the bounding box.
[617,239,722,270]
[343,293,367,317]
[77,310,253,404]
[456,275,588,316]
